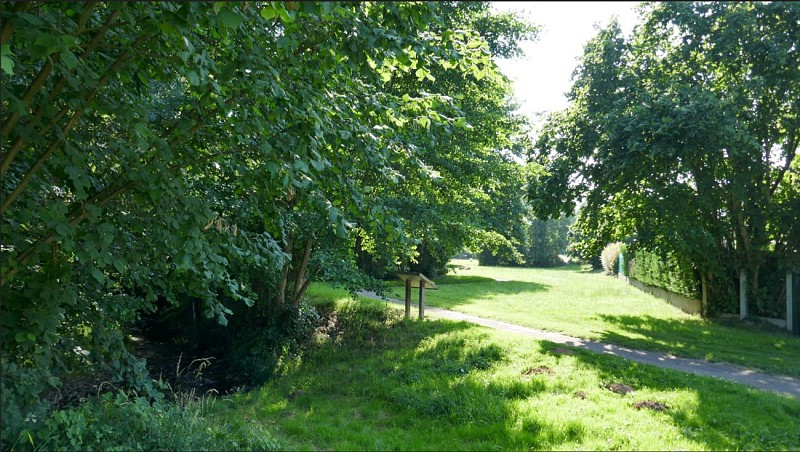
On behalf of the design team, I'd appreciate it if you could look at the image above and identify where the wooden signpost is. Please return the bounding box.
[395,272,438,320]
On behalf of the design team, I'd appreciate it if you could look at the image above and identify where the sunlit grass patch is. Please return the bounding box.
[383,263,800,377]
[208,291,800,450]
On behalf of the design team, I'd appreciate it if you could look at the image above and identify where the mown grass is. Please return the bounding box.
[385,260,800,377]
[207,287,800,451]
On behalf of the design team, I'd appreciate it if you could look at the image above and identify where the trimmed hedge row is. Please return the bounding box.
[627,249,699,300]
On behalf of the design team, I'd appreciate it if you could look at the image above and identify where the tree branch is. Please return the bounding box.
[1,32,154,212]
[0,2,30,45]
[275,232,293,309]
[1,3,115,140]
[768,131,798,197]
[293,237,313,301]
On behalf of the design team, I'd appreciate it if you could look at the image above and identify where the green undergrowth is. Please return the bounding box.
[385,260,800,377]
[209,286,800,451]
[9,387,283,451]
[22,284,800,451]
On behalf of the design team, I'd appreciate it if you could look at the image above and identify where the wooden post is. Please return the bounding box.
[404,278,412,319]
[418,280,425,320]
[739,268,748,320]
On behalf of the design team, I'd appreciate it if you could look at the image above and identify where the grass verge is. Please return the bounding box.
[384,260,800,377]
[207,286,800,451]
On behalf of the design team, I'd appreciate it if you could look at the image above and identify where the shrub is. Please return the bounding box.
[223,301,322,385]
[600,242,624,275]
[333,299,400,347]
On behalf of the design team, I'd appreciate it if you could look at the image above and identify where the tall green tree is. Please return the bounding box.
[529,2,800,313]
[358,1,536,277]
[0,1,504,441]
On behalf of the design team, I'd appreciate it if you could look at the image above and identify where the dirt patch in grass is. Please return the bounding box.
[603,383,635,395]
[632,400,668,411]
[522,366,555,376]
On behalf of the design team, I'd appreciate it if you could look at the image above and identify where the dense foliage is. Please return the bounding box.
[600,242,623,275]
[0,1,535,445]
[627,248,700,301]
[529,2,800,314]
[479,214,573,268]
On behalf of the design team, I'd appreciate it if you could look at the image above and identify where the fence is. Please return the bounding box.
[619,252,798,336]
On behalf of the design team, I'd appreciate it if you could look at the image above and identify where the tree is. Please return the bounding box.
[0,1,506,441]
[355,1,538,278]
[528,3,800,313]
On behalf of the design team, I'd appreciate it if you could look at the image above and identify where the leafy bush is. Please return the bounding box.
[600,242,624,275]
[223,301,322,385]
[332,299,400,347]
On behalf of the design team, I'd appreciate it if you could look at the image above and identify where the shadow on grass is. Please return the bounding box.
[556,338,800,450]
[229,304,800,450]
[237,314,578,450]
[387,280,551,310]
[540,264,591,273]
[595,314,800,377]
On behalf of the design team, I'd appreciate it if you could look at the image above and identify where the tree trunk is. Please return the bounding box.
[275,232,294,309]
[292,238,313,306]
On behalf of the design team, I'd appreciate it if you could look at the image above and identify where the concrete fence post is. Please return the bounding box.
[739,268,748,320]
[701,275,708,317]
[789,270,798,336]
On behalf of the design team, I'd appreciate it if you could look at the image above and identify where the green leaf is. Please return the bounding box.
[218,8,244,29]
[90,267,105,284]
[112,257,126,273]
[187,70,200,86]
[1,44,13,75]
[158,22,177,35]
[275,4,294,23]
[61,50,78,70]
[418,116,431,129]
[33,33,59,55]
[293,160,309,172]
[260,5,277,20]
[55,223,69,236]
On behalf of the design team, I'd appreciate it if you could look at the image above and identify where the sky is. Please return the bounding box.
[491,2,641,127]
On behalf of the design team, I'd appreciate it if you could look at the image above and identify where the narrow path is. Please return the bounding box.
[358,291,800,400]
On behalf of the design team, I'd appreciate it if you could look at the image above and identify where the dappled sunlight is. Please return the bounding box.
[567,342,800,450]
[388,279,551,310]
[397,263,800,378]
[596,314,800,375]
[212,306,800,450]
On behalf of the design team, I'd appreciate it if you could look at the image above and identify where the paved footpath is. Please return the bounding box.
[358,291,800,400]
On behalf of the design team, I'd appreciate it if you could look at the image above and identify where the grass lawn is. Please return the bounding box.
[208,289,800,451]
[384,260,800,378]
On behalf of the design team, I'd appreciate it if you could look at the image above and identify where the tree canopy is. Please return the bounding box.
[0,1,537,442]
[528,2,800,313]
